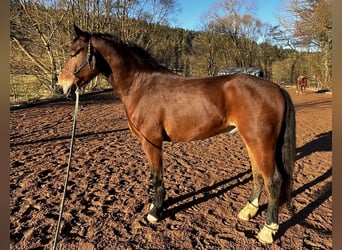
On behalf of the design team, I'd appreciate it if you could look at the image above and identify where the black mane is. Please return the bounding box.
[92,32,163,69]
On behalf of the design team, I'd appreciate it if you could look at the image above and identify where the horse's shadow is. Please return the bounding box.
[10,127,129,147]
[267,131,332,239]
[159,131,332,241]
[160,166,331,242]
[161,169,252,220]
[296,131,332,161]
[276,167,332,239]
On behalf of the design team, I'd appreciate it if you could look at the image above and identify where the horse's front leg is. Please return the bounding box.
[141,140,165,223]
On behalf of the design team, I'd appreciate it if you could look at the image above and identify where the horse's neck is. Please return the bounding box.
[92,37,136,100]
[91,36,176,110]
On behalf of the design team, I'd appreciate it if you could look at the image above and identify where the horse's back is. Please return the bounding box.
[128,72,287,143]
[222,73,285,112]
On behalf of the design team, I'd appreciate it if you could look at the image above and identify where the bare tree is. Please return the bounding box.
[10,0,179,100]
[11,0,70,94]
[106,0,178,49]
[278,0,332,86]
[210,0,262,68]
[256,23,286,79]
[185,8,225,77]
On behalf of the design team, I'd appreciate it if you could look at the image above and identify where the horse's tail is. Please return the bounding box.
[277,87,296,204]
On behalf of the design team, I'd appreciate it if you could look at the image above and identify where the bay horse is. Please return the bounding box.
[57,25,296,244]
[296,75,308,94]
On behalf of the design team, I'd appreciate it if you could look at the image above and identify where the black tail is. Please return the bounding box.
[277,88,296,204]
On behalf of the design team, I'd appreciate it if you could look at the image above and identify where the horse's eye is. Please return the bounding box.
[70,48,83,58]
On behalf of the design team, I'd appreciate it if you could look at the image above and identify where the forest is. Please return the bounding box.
[10,0,332,104]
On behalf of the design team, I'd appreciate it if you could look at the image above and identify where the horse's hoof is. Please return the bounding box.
[147,213,159,223]
[256,223,279,244]
[237,202,259,221]
[147,203,159,223]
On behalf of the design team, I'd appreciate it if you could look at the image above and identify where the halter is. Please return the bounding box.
[61,39,96,76]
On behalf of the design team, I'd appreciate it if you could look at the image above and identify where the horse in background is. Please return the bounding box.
[296,76,308,94]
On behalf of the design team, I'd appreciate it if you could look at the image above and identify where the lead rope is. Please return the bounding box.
[52,87,80,250]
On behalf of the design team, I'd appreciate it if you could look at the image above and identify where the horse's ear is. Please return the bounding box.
[74,24,83,36]
[73,24,89,39]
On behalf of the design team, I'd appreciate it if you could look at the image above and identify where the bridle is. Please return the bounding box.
[61,39,96,76]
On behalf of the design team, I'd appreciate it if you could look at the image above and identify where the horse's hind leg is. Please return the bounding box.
[141,140,165,223]
[257,165,282,244]
[238,169,263,221]
[239,140,281,244]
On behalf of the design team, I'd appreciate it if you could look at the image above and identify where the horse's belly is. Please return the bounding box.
[164,114,232,142]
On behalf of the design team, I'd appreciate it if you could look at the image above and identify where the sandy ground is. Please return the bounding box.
[10,87,332,249]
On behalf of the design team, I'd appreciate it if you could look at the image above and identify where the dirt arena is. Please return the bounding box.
[10,87,332,249]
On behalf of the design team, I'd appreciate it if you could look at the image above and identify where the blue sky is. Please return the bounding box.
[173,0,283,30]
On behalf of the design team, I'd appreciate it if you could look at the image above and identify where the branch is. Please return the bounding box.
[12,36,50,76]
[19,0,48,47]
[48,4,70,41]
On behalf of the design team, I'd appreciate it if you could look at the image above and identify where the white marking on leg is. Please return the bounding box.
[147,214,158,223]
[257,223,279,244]
[250,198,259,208]
[237,200,259,221]
[147,203,158,223]
[229,127,238,134]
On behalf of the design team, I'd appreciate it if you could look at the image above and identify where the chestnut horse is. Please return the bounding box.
[296,75,308,94]
[57,25,296,244]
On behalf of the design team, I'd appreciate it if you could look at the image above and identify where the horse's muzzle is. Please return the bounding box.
[56,79,77,99]
[65,85,77,100]
[53,84,64,95]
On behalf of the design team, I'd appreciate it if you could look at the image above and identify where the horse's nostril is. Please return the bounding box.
[54,84,64,95]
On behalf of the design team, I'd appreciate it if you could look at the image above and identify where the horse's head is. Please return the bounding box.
[57,25,101,98]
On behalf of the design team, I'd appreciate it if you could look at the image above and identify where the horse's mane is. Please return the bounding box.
[92,32,163,69]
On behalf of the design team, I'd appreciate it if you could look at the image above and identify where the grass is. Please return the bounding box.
[10,74,111,105]
[10,74,53,104]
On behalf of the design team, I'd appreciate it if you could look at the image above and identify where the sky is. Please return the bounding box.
[172,0,283,31]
